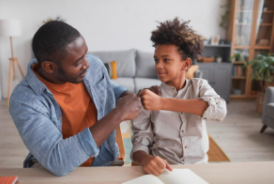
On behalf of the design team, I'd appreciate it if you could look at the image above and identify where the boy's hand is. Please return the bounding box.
[138,89,163,111]
[141,155,173,176]
[148,85,161,95]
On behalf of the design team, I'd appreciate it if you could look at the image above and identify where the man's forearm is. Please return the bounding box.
[119,90,132,98]
[161,98,208,116]
[89,107,124,147]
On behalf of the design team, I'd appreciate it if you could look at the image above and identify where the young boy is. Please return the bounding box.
[131,18,227,176]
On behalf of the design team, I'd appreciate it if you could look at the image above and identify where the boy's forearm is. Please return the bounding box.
[133,151,149,165]
[161,98,208,116]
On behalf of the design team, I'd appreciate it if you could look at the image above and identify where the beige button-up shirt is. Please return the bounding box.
[131,78,227,165]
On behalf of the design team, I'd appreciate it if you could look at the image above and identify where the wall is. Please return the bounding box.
[0,0,227,98]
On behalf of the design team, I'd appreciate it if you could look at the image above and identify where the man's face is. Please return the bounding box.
[154,44,187,84]
[57,35,89,83]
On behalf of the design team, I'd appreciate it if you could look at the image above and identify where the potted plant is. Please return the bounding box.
[229,53,245,63]
[215,54,222,63]
[245,53,274,114]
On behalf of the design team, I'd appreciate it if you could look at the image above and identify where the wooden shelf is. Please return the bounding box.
[232,76,246,79]
[254,46,271,49]
[204,44,231,48]
[232,62,245,64]
[234,46,250,49]
[262,11,274,13]
[260,23,273,26]
[236,23,252,26]
[230,95,246,98]
[238,10,253,13]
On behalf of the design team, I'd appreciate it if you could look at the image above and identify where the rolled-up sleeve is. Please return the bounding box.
[130,108,154,162]
[9,99,100,176]
[199,80,227,122]
[110,80,127,102]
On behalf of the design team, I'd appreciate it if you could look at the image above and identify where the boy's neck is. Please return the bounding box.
[165,75,186,91]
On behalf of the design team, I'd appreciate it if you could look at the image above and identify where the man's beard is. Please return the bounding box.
[57,65,86,84]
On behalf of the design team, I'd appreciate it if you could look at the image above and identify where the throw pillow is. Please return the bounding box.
[104,61,118,79]
[185,65,199,79]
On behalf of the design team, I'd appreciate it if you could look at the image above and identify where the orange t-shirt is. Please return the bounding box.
[32,64,97,166]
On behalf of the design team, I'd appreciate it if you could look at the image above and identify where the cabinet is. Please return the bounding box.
[227,0,274,99]
[198,63,232,102]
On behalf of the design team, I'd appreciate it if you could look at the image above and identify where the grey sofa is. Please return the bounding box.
[89,49,202,93]
[261,87,274,133]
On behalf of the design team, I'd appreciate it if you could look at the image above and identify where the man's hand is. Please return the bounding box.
[137,86,161,96]
[138,89,163,111]
[141,155,173,176]
[116,93,142,121]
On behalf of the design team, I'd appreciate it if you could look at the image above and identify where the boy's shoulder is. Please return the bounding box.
[188,78,210,87]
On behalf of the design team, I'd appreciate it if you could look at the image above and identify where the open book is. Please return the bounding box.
[122,169,208,184]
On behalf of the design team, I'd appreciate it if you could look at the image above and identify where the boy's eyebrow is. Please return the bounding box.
[154,55,171,58]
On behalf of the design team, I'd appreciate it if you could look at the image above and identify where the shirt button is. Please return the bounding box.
[185,146,187,149]
[58,117,61,120]
[182,130,184,133]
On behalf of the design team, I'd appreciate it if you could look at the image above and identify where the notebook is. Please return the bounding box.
[122,169,208,184]
[0,176,18,184]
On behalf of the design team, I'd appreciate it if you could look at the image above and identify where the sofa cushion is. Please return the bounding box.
[134,78,161,93]
[135,50,157,78]
[90,49,136,78]
[265,103,274,119]
[111,78,135,93]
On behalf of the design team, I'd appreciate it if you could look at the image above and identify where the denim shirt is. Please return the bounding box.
[9,54,127,176]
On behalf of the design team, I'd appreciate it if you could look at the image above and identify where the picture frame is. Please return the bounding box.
[211,36,220,45]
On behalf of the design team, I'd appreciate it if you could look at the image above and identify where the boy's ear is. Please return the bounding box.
[182,58,192,70]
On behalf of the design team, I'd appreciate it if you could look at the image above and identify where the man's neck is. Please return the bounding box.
[36,67,65,84]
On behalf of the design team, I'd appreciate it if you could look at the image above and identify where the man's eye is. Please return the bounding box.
[164,59,170,62]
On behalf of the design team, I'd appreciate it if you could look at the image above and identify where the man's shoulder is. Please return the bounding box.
[86,54,104,68]
[9,79,44,110]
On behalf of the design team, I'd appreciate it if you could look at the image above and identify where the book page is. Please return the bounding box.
[121,174,164,184]
[158,169,208,184]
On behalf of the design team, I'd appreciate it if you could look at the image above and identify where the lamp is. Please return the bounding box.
[0,19,24,107]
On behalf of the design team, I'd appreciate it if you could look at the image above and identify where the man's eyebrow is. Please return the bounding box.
[74,48,88,63]
[74,55,85,63]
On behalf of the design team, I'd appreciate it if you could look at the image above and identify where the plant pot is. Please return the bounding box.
[256,92,265,114]
[216,58,222,63]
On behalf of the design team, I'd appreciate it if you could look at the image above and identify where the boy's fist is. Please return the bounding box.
[138,89,163,111]
[141,155,173,176]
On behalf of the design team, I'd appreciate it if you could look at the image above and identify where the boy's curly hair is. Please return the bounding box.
[151,18,204,61]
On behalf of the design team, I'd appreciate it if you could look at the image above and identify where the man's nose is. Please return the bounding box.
[82,58,89,70]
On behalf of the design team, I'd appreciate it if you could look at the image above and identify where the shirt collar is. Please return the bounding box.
[25,59,51,96]
[160,79,189,97]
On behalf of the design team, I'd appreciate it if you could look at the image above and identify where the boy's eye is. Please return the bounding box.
[154,59,159,63]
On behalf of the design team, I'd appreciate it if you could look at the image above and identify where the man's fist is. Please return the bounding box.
[116,93,142,121]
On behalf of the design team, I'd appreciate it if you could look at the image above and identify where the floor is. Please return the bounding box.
[0,99,274,168]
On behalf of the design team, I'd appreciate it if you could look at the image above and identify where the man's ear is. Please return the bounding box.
[41,61,57,74]
[182,58,192,70]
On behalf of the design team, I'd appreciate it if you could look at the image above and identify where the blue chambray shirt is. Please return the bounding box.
[9,54,127,176]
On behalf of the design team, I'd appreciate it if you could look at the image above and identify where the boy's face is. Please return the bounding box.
[154,44,191,84]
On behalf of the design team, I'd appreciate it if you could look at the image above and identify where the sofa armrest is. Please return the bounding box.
[264,87,274,105]
[194,69,203,78]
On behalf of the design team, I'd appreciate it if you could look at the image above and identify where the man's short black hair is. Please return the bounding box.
[32,21,80,64]
[151,18,204,61]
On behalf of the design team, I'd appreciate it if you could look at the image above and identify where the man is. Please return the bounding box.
[9,21,142,176]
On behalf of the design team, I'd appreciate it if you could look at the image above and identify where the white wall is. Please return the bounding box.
[0,0,227,99]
